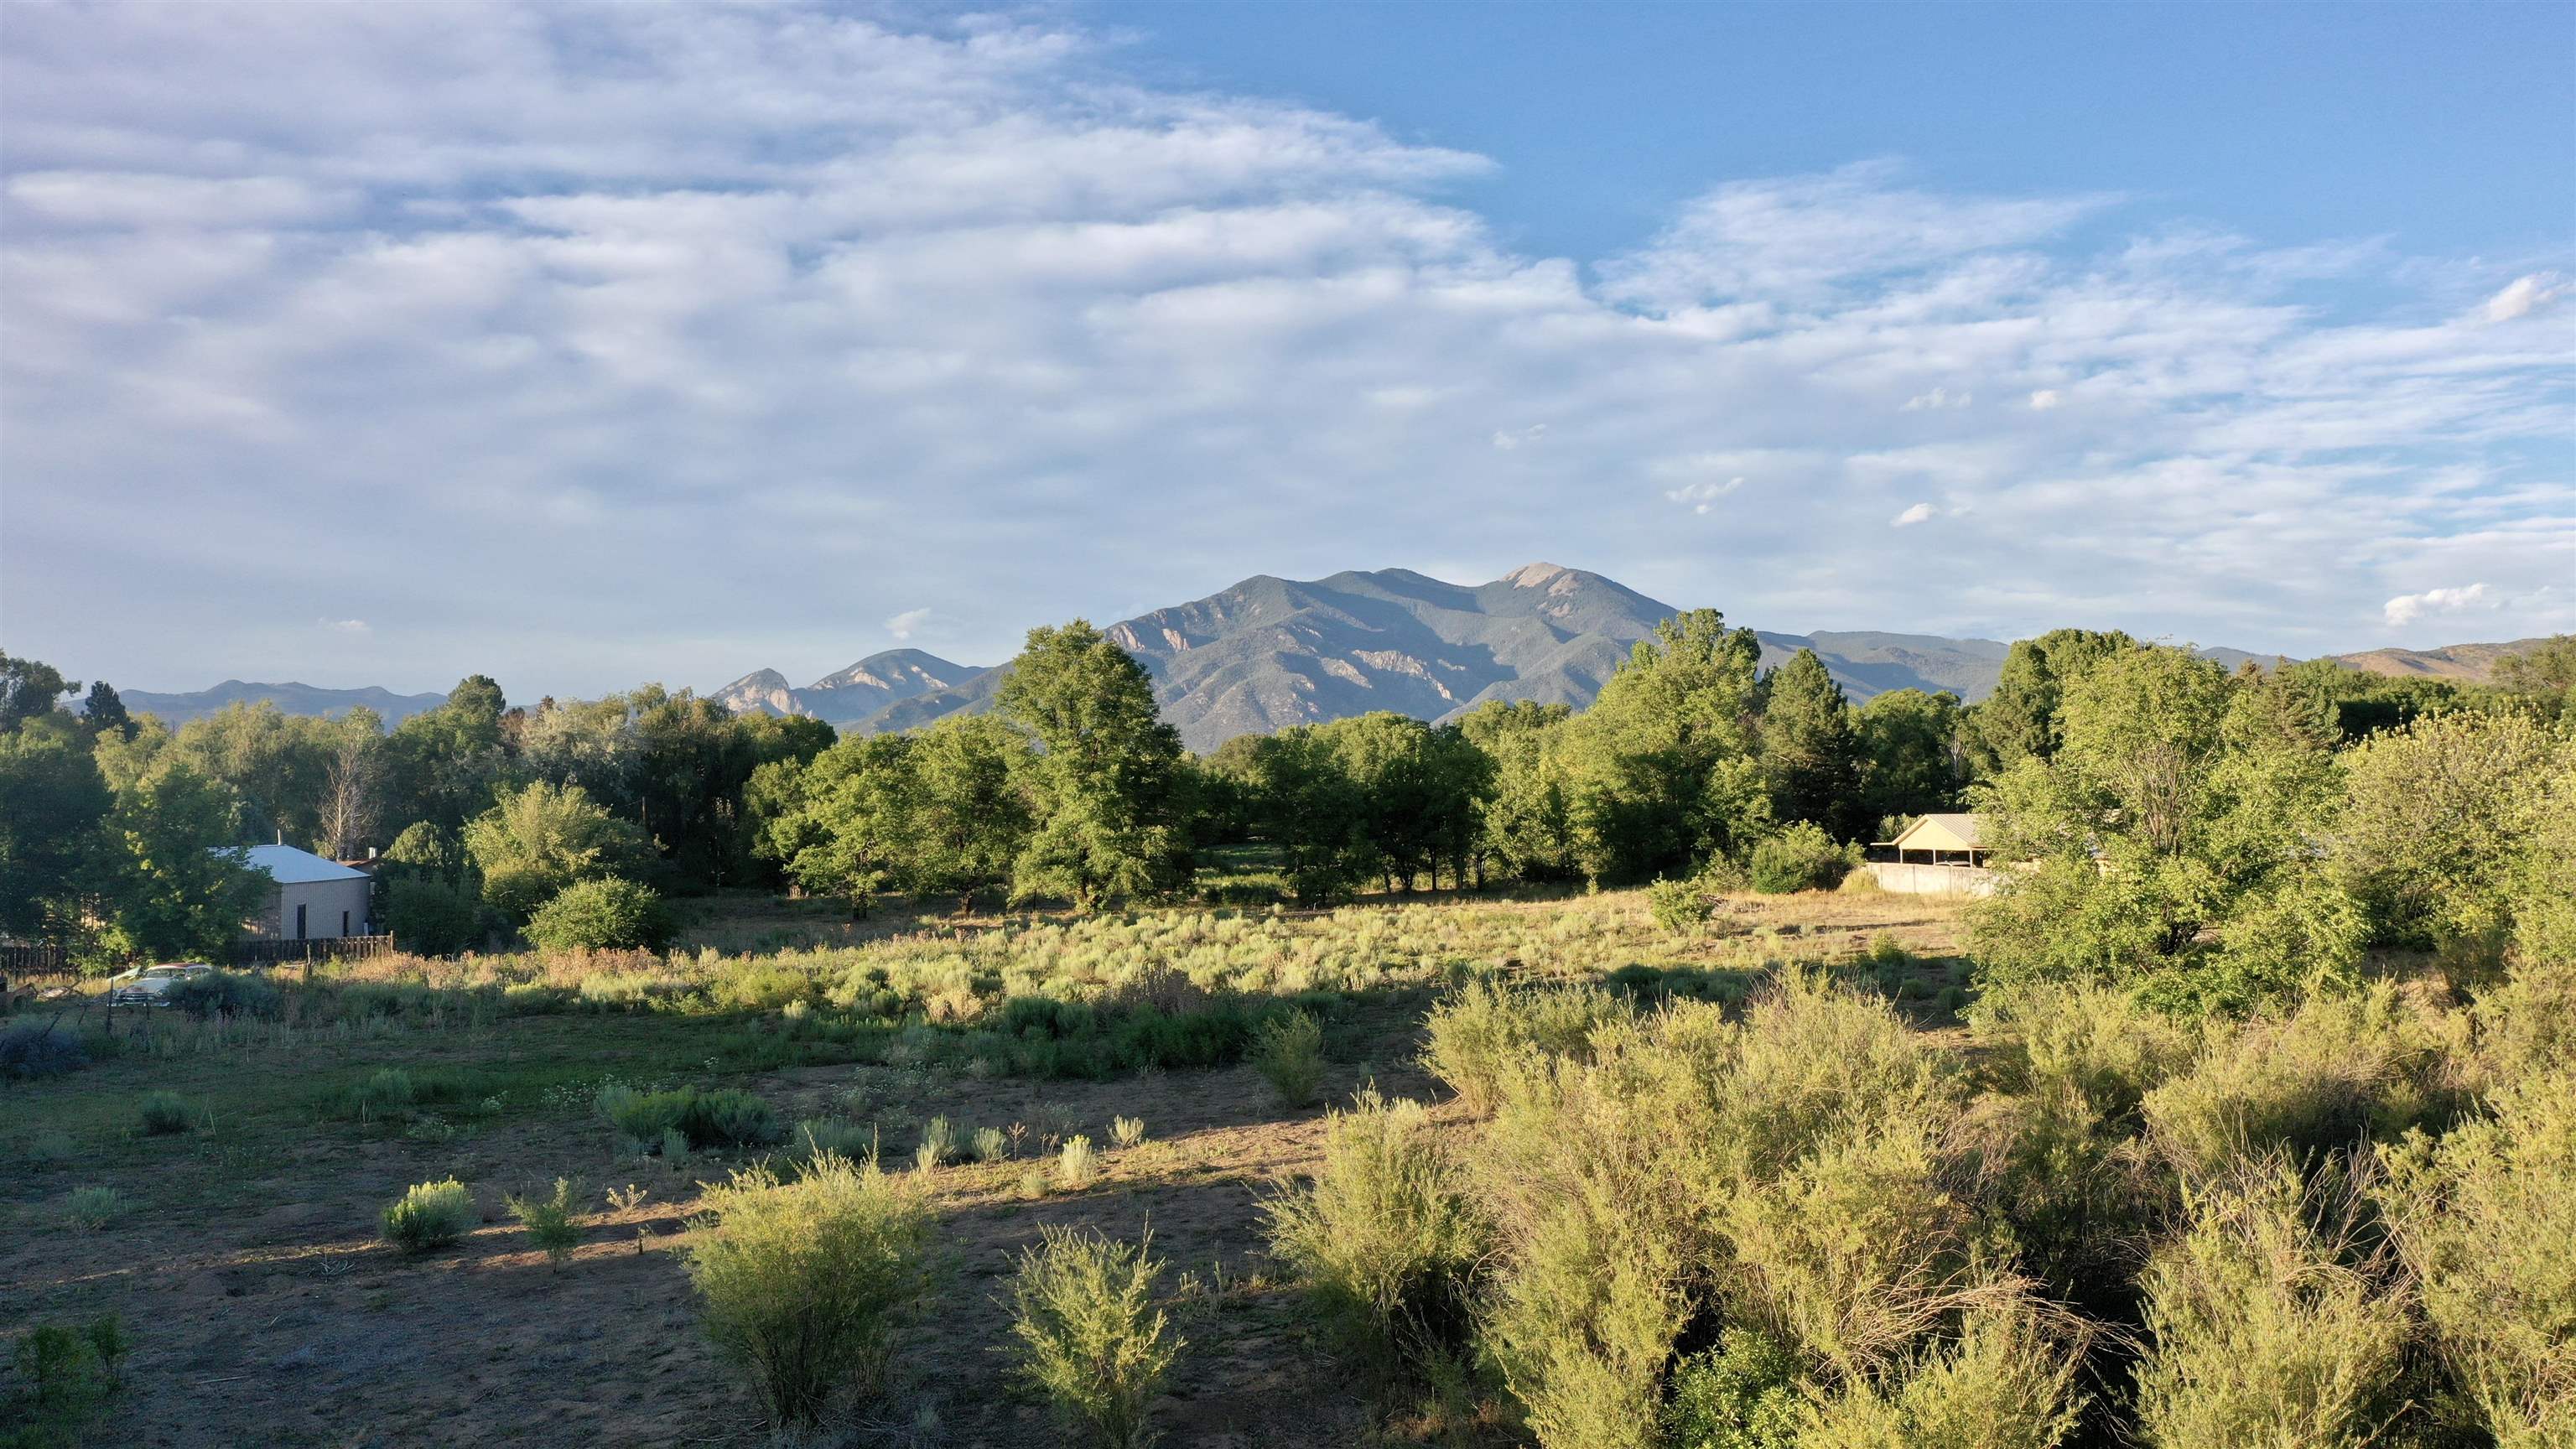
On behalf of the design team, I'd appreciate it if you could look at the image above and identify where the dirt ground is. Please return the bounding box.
[3,1032,1451,1446]
[3,890,1967,1447]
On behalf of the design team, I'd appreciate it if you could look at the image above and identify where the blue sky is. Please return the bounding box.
[2,1,2568,699]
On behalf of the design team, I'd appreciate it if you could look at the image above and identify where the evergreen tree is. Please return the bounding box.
[1965,628,2137,774]
[1758,649,1862,839]
[81,680,138,741]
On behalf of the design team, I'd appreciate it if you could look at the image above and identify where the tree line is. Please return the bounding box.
[3,623,2566,966]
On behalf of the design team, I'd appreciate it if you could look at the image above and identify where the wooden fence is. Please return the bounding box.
[0,942,74,979]
[231,934,397,968]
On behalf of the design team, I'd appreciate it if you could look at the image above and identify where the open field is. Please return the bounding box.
[0,886,1972,1447]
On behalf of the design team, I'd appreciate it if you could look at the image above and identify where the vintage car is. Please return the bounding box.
[106,962,216,1006]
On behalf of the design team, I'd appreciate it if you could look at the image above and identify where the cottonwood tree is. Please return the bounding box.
[0,652,75,729]
[1855,688,1966,832]
[1457,699,1577,883]
[1561,609,1771,885]
[1973,647,2362,1008]
[91,728,268,960]
[0,711,112,943]
[997,621,1191,910]
[463,780,655,923]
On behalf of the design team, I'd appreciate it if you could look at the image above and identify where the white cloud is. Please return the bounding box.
[1665,477,1746,515]
[0,3,2567,691]
[885,608,933,641]
[2028,389,2063,410]
[2382,584,2496,627]
[2481,272,2569,323]
[318,618,370,634]
[1890,502,1939,527]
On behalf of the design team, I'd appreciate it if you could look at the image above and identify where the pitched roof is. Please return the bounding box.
[1889,813,1987,849]
[238,844,371,884]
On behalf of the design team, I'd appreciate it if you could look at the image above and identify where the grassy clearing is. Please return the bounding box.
[0,885,1967,1447]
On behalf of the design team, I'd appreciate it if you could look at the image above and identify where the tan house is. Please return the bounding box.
[1878,813,1993,867]
[1866,813,1999,896]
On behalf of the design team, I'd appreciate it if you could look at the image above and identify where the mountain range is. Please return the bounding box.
[714,564,2025,750]
[102,565,2548,750]
[112,680,451,729]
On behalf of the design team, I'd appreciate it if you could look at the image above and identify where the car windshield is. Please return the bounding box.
[146,967,191,978]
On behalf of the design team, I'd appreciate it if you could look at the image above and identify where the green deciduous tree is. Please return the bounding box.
[0,714,113,943]
[1458,699,1578,883]
[2336,709,2560,953]
[91,729,269,960]
[0,652,75,729]
[1856,688,1966,832]
[997,621,1191,910]
[463,780,655,924]
[1561,610,1770,885]
[387,675,512,835]
[1973,647,2360,1008]
[2492,634,2575,721]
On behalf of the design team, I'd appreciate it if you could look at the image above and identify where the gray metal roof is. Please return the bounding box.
[238,844,370,884]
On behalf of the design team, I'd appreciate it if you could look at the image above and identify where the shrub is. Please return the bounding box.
[1263,1088,1482,1368]
[1665,1327,1804,1449]
[2142,984,2450,1187]
[778,1118,876,1176]
[0,1021,90,1079]
[1647,876,1717,934]
[1110,1115,1147,1150]
[683,1153,933,1427]
[382,1177,475,1254]
[920,1114,959,1166]
[1252,1010,1325,1109]
[1797,1302,2085,1449]
[387,875,486,956]
[2377,1066,2576,1443]
[506,1177,584,1267]
[1008,1227,1185,1449]
[1713,1119,2002,1378]
[524,877,674,953]
[351,1067,417,1119]
[138,1090,191,1135]
[2132,1163,2409,1448]
[598,1085,784,1153]
[60,1186,121,1231]
[973,1126,1010,1163]
[1057,1135,1099,1191]
[10,1314,128,1431]
[1748,823,1861,895]
[1020,1166,1051,1199]
[164,969,283,1020]
[1421,978,1629,1114]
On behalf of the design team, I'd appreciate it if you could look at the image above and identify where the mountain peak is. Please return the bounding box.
[1504,562,1571,588]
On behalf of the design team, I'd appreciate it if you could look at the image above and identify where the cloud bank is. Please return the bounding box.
[3,4,2568,693]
